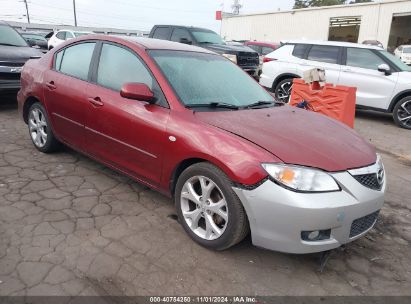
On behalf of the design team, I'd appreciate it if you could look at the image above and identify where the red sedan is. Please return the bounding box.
[18,35,385,253]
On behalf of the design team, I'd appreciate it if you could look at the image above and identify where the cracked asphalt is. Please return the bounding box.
[0,96,410,296]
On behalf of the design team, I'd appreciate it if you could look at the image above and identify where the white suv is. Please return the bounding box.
[260,40,411,129]
[48,30,92,50]
[394,45,411,65]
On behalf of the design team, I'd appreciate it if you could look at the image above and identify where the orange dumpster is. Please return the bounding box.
[289,79,357,128]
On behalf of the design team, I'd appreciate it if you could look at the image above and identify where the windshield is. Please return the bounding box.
[378,50,411,72]
[74,32,90,37]
[403,47,411,54]
[22,34,47,41]
[191,30,224,45]
[149,50,274,109]
[0,25,28,47]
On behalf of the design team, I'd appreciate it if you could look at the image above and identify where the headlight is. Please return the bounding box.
[262,163,340,192]
[222,53,237,63]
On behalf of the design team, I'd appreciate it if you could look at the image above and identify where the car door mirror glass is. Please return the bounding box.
[378,64,391,75]
[120,83,156,103]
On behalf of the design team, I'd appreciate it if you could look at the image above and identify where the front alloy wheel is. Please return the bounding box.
[175,162,249,251]
[393,97,411,129]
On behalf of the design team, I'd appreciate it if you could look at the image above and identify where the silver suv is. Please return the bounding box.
[260,40,411,129]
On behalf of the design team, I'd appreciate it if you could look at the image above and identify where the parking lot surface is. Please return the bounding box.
[0,98,410,296]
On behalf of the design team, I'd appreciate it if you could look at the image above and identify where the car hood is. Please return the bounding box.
[0,45,43,63]
[195,106,376,172]
[201,43,257,54]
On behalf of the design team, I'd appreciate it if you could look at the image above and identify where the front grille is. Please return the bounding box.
[350,210,379,238]
[352,173,381,190]
[237,52,259,66]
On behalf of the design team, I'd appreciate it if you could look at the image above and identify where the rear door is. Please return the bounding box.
[338,47,398,110]
[151,26,172,40]
[301,44,342,85]
[43,41,96,149]
[84,42,170,185]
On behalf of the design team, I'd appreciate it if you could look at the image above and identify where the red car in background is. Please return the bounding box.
[17,35,385,254]
[244,41,280,75]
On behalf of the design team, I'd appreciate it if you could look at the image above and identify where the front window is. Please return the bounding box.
[0,25,28,47]
[346,48,386,70]
[403,47,411,54]
[378,50,411,72]
[149,50,274,109]
[191,30,224,45]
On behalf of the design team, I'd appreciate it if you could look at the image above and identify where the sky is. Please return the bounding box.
[0,0,294,32]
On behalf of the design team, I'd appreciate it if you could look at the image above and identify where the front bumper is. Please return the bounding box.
[233,170,385,254]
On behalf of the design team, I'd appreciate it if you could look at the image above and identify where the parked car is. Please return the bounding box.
[47,29,93,50]
[260,40,411,129]
[21,32,48,53]
[394,45,411,65]
[18,35,385,254]
[0,21,43,94]
[148,25,259,77]
[245,41,280,76]
[362,40,384,49]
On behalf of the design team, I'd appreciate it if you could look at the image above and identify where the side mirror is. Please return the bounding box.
[180,38,192,45]
[378,64,391,76]
[27,39,37,47]
[120,83,156,103]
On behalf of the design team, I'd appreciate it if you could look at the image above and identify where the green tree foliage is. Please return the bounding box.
[293,0,372,9]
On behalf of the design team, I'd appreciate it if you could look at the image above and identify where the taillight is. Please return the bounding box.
[263,57,276,63]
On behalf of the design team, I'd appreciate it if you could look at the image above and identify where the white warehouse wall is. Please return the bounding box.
[221,0,411,47]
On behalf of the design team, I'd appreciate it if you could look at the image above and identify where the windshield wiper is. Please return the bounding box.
[187,102,239,110]
[0,43,22,47]
[242,101,282,109]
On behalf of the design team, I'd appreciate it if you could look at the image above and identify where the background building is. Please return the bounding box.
[221,0,411,50]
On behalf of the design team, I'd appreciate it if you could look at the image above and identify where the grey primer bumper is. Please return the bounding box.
[233,167,385,254]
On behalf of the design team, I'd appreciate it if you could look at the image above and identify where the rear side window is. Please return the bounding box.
[307,45,340,64]
[152,27,171,40]
[292,44,309,58]
[57,42,96,81]
[171,28,192,43]
[346,48,386,70]
[56,31,66,40]
[96,43,153,91]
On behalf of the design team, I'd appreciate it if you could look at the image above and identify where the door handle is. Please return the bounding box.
[88,97,104,107]
[46,81,56,90]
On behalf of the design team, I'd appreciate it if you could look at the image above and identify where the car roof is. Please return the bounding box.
[153,25,213,32]
[77,35,216,54]
[284,39,383,50]
[400,45,411,48]
[246,41,279,46]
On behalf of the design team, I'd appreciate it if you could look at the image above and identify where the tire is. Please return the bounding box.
[174,162,249,251]
[28,102,60,153]
[274,78,293,103]
[393,96,411,129]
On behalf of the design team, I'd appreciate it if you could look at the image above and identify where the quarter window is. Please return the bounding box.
[346,48,386,70]
[56,31,66,40]
[292,44,309,59]
[56,42,95,81]
[307,45,340,64]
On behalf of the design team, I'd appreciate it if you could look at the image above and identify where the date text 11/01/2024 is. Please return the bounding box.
[149,296,257,303]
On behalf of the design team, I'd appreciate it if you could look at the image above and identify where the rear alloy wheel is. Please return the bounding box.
[28,103,60,153]
[274,78,293,103]
[393,97,411,129]
[175,162,249,251]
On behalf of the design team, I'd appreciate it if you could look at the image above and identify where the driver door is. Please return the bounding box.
[338,47,398,110]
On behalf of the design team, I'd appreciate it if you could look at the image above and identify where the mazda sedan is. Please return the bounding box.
[17,35,385,253]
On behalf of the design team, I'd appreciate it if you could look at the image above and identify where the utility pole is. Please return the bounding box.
[73,0,78,26]
[23,0,30,23]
